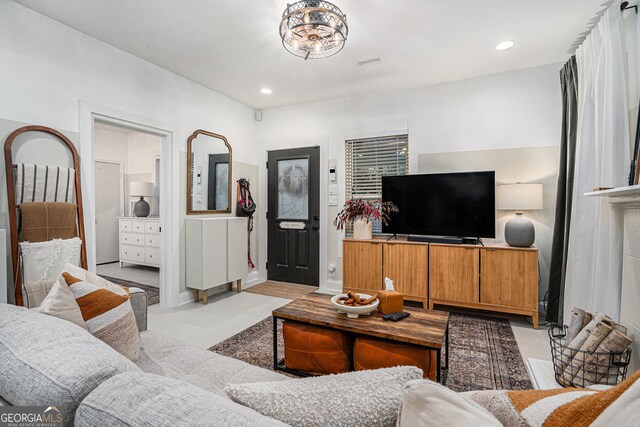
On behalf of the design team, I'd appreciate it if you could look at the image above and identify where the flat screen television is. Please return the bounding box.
[382,171,496,238]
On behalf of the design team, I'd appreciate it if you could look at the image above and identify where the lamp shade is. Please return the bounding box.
[129,181,154,197]
[497,183,543,211]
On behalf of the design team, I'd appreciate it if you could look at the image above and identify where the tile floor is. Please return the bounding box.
[97,262,160,287]
[149,286,551,364]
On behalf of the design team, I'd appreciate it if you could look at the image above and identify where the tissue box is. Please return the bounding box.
[378,290,404,314]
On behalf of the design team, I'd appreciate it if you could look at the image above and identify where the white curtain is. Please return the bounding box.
[564,3,630,322]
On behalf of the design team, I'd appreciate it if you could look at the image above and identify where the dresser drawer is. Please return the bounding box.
[145,222,159,234]
[145,234,160,247]
[132,221,146,233]
[121,245,145,262]
[121,232,144,246]
[119,220,133,232]
[145,247,160,265]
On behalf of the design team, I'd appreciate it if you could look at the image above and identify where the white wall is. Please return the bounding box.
[257,63,562,293]
[0,1,258,300]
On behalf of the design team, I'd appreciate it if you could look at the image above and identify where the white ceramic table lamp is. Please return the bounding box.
[497,183,543,247]
[130,181,154,217]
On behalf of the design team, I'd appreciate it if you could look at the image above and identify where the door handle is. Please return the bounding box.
[312,226,319,231]
[313,216,319,221]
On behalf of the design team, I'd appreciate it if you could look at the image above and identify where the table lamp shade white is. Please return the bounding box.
[130,181,154,217]
[497,183,543,247]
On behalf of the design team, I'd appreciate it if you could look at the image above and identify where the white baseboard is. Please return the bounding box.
[527,358,561,390]
[319,279,342,295]
[242,270,261,290]
[179,290,194,306]
[179,271,262,305]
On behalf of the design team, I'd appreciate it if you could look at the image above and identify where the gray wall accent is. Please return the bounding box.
[419,145,560,299]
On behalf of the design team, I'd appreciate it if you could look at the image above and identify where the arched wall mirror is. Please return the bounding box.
[187,130,232,214]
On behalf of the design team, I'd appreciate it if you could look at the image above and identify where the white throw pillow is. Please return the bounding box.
[20,237,82,283]
[32,278,87,330]
[63,263,127,295]
[225,366,423,427]
[397,379,501,427]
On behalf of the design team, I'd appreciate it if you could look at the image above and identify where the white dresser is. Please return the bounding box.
[186,217,247,304]
[118,217,161,268]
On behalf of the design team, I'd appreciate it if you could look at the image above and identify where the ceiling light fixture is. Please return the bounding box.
[260,88,273,94]
[279,1,349,60]
[496,40,515,51]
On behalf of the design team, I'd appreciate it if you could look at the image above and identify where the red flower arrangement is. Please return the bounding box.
[334,199,399,231]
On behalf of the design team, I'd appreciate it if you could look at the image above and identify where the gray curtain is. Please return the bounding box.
[546,57,578,324]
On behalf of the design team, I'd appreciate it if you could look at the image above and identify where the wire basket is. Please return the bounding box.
[549,324,632,388]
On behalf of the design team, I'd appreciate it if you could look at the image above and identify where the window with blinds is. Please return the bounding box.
[345,134,409,234]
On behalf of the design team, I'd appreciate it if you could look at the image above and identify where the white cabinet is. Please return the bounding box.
[118,217,160,268]
[186,217,247,304]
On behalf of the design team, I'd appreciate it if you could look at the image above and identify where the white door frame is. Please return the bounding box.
[94,159,125,217]
[79,101,181,308]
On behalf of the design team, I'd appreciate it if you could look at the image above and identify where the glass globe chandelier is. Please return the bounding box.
[279,1,348,60]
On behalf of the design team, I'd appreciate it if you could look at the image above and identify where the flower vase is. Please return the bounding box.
[353,218,373,240]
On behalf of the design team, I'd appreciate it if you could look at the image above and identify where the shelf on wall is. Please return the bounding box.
[583,184,640,198]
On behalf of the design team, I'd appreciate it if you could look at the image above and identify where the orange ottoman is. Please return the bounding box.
[283,321,354,375]
[353,336,438,380]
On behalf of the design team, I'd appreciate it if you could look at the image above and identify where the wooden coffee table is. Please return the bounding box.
[272,293,450,383]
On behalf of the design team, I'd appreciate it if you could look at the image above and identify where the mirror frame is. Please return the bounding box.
[186,129,233,215]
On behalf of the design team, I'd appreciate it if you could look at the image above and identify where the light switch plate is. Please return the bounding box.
[328,195,338,206]
[328,184,338,195]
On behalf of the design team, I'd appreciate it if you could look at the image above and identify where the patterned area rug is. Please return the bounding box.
[244,281,318,300]
[99,275,160,306]
[209,313,532,391]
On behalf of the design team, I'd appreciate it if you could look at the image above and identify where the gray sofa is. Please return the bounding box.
[0,288,289,426]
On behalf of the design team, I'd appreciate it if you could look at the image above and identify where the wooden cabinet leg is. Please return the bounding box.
[203,289,208,305]
[422,299,428,309]
[532,312,538,329]
[428,300,434,310]
[193,289,199,303]
[236,279,242,293]
[227,282,233,292]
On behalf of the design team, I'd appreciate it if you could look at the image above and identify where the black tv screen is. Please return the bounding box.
[382,171,496,238]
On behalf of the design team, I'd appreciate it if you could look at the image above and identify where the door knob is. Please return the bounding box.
[312,226,319,231]
[313,216,319,221]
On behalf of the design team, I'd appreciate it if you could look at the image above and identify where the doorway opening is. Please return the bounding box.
[93,121,162,304]
[266,146,320,287]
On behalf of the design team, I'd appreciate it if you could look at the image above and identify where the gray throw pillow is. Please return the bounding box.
[225,366,423,427]
[0,304,140,426]
[76,372,287,427]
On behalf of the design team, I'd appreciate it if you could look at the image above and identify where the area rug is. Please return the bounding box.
[99,275,160,306]
[209,313,532,391]
[244,281,317,300]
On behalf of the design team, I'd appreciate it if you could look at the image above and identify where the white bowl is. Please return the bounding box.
[331,293,379,319]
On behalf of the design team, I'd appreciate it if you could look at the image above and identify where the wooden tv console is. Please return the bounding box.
[342,238,539,328]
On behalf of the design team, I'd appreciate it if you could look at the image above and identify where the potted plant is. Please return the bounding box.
[334,199,398,240]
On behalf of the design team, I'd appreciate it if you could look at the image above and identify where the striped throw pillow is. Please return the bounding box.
[61,272,140,362]
[465,369,640,426]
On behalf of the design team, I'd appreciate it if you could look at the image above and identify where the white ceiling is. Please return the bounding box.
[14,0,606,109]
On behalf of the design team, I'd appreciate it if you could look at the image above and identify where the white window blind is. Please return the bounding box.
[345,134,408,234]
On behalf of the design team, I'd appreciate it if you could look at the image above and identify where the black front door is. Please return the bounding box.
[267,147,320,286]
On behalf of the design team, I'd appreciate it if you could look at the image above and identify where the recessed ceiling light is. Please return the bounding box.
[260,88,273,94]
[496,40,515,51]
[147,42,165,51]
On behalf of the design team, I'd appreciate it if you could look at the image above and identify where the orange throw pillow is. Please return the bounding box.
[61,272,140,362]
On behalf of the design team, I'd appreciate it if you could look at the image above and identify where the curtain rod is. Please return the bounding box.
[567,0,636,54]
